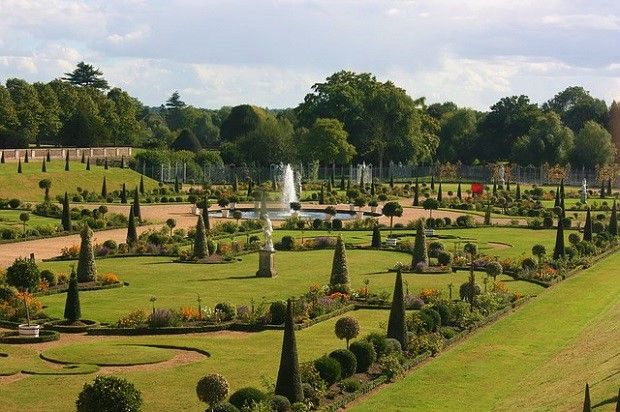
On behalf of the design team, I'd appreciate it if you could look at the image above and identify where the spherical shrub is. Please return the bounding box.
[269,395,291,412]
[568,233,581,245]
[592,221,605,233]
[543,216,554,228]
[349,341,376,372]
[459,280,481,303]
[103,239,118,250]
[40,269,57,286]
[280,235,295,251]
[269,301,287,325]
[6,257,40,292]
[521,257,537,271]
[437,251,453,266]
[0,285,17,301]
[419,308,441,332]
[214,302,236,321]
[332,219,343,230]
[339,378,362,393]
[329,349,357,378]
[427,241,444,258]
[76,375,142,412]
[196,373,229,409]
[213,401,240,412]
[432,303,452,326]
[229,387,266,410]
[383,338,402,355]
[364,332,388,357]
[485,261,503,280]
[313,356,342,386]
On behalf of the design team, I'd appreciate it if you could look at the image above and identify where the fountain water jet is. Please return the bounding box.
[281,164,298,209]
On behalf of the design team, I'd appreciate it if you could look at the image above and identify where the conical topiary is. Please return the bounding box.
[104,157,108,170]
[201,197,211,232]
[583,207,593,242]
[412,220,428,268]
[0,150,4,163]
[437,181,443,202]
[174,176,180,193]
[371,225,381,248]
[274,299,304,404]
[553,210,565,260]
[65,151,69,171]
[193,214,208,259]
[506,180,511,191]
[17,158,22,173]
[515,182,521,201]
[121,155,125,168]
[387,269,408,351]
[607,179,612,197]
[81,151,85,163]
[430,175,435,191]
[139,175,145,195]
[64,268,81,323]
[233,175,238,192]
[329,235,350,292]
[46,150,50,162]
[340,174,345,191]
[41,158,46,172]
[101,177,107,198]
[609,201,618,236]
[126,205,138,246]
[583,383,591,412]
[24,150,29,163]
[86,157,90,170]
[319,184,325,205]
[413,178,419,206]
[76,225,97,282]
[133,188,142,221]
[120,183,127,203]
[484,203,492,225]
[457,182,462,200]
[492,181,497,196]
[61,192,71,231]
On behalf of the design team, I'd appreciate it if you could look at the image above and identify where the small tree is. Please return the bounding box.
[38,179,52,202]
[532,244,546,266]
[387,269,408,351]
[335,316,360,348]
[41,158,46,172]
[104,157,109,169]
[64,268,81,323]
[76,376,143,412]
[6,257,40,292]
[460,271,481,312]
[24,150,29,163]
[120,183,128,203]
[46,150,50,162]
[19,212,30,234]
[65,151,70,171]
[77,225,97,282]
[329,235,350,292]
[194,214,209,259]
[485,261,503,282]
[464,242,478,260]
[437,181,443,202]
[457,182,462,200]
[412,220,428,268]
[382,201,403,234]
[101,177,108,198]
[515,182,521,201]
[232,210,243,225]
[81,151,85,163]
[165,218,176,237]
[17,158,22,173]
[139,175,145,194]
[422,198,440,224]
[126,205,138,246]
[196,374,229,411]
[371,225,381,248]
[274,299,304,404]
[62,192,72,231]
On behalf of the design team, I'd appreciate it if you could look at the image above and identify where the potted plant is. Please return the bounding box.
[218,197,230,218]
[324,206,337,221]
[289,201,302,217]
[18,290,40,338]
[368,198,379,213]
[354,197,366,219]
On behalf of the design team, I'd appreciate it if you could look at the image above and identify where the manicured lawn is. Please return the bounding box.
[0,160,158,201]
[38,249,542,323]
[0,210,60,231]
[352,252,620,411]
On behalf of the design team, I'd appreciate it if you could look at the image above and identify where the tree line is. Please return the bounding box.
[0,63,617,169]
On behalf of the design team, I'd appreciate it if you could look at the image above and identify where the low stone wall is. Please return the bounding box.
[0,147,132,162]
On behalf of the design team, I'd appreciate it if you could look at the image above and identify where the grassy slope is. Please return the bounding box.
[38,249,542,323]
[352,252,620,412]
[0,160,158,201]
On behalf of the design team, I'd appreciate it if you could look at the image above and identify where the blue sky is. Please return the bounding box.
[0,0,618,110]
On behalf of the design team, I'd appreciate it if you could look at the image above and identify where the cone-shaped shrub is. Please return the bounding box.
[101,177,107,198]
[412,220,428,268]
[437,181,443,202]
[554,187,560,207]
[371,225,381,248]
[104,157,108,169]
[329,235,350,291]
[64,268,81,323]
[515,182,521,201]
[484,203,492,225]
[201,197,211,232]
[583,383,591,412]
[0,150,4,163]
[46,150,50,162]
[61,192,71,231]
[86,157,90,170]
[24,150,29,163]
[553,210,565,260]
[126,205,138,246]
[139,175,145,194]
[174,176,180,193]
[387,269,408,351]
[492,181,497,196]
[430,175,435,191]
[120,183,127,203]
[193,214,208,259]
[389,174,394,188]
[609,201,618,236]
[65,152,69,171]
[77,225,97,282]
[121,155,125,169]
[457,182,462,200]
[41,158,46,172]
[413,178,419,206]
[133,188,142,221]
[81,151,85,163]
[583,207,593,242]
[274,299,303,404]
[17,158,22,173]
[607,179,612,196]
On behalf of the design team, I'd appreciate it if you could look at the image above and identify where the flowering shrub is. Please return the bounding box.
[179,306,200,321]
[98,273,120,285]
[56,273,69,285]
[116,310,147,328]
[60,245,80,258]
[419,288,442,303]
[0,291,43,321]
[405,294,425,310]
[148,308,180,328]
[491,282,509,294]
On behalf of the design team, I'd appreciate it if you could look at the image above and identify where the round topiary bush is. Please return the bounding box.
[419,308,442,332]
[213,401,240,412]
[6,257,40,292]
[229,387,266,410]
[269,301,287,325]
[521,257,537,271]
[214,302,236,321]
[349,341,376,372]
[427,241,444,258]
[313,356,342,386]
[280,236,295,251]
[339,377,362,393]
[269,395,291,412]
[383,338,402,355]
[364,332,388,358]
[40,269,57,286]
[334,316,360,348]
[196,373,229,409]
[432,303,452,326]
[332,219,343,230]
[329,349,357,378]
[437,251,453,266]
[76,375,143,412]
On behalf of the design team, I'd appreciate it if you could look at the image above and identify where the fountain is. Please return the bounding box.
[281,164,298,209]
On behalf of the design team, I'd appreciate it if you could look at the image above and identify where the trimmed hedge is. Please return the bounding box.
[0,330,60,344]
[87,322,233,336]
[44,319,99,333]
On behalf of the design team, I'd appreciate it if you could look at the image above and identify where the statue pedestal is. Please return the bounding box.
[256,249,277,278]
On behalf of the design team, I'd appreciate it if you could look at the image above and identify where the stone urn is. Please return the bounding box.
[18,324,40,338]
[221,209,230,218]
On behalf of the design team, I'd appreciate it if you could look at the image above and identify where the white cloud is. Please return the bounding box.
[541,14,620,30]
[107,26,151,45]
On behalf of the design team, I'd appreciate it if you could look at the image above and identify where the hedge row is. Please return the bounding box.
[0,330,60,344]
[87,321,234,336]
[35,282,124,296]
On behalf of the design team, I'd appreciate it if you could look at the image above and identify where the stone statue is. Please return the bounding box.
[262,216,274,251]
[581,178,588,204]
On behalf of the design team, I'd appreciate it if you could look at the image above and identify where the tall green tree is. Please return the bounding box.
[126,205,138,246]
[164,91,187,131]
[274,299,304,404]
[544,86,608,132]
[6,78,43,145]
[101,177,107,198]
[387,269,408,351]
[76,225,97,282]
[301,118,356,167]
[62,62,109,90]
[572,121,616,167]
[193,214,208,259]
[33,82,62,145]
[436,108,480,163]
[64,268,81,323]
[553,211,565,260]
[511,111,574,165]
[329,235,350,291]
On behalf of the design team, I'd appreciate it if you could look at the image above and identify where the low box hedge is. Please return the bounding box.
[0,330,60,344]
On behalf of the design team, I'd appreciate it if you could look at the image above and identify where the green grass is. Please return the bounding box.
[0,210,60,230]
[42,343,175,366]
[39,248,542,323]
[352,252,620,411]
[0,160,159,201]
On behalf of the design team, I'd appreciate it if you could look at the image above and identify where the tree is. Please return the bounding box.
[196,374,229,411]
[76,225,97,282]
[412,220,428,268]
[457,182,462,200]
[515,182,521,201]
[63,62,109,90]
[532,244,546,266]
[101,177,107,198]
[38,179,51,202]
[484,203,492,225]
[6,257,40,291]
[553,210,565,260]
[19,212,29,234]
[64,268,81,323]
[329,235,350,292]
[582,383,591,412]
[609,201,618,236]
[126,205,138,246]
[371,225,381,248]
[436,108,479,163]
[382,201,403,234]
[34,82,62,145]
[460,271,481,311]
[387,269,408,351]
[413,178,419,206]
[133,188,142,221]
[41,158,46,172]
[86,157,90,170]
[511,111,574,165]
[76,376,142,412]
[165,218,176,237]
[572,121,616,168]
[437,181,443,202]
[62,192,72,231]
[485,261,503,281]
[274,299,304,404]
[610,101,620,164]
[583,208,593,242]
[301,118,356,166]
[139,175,145,195]
[422,198,440,223]
[17,158,22,173]
[544,86,608,132]
[164,91,187,131]
[6,78,43,145]
[335,316,360,348]
[120,183,127,203]
[194,214,209,259]
[65,151,70,171]
[171,129,202,152]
